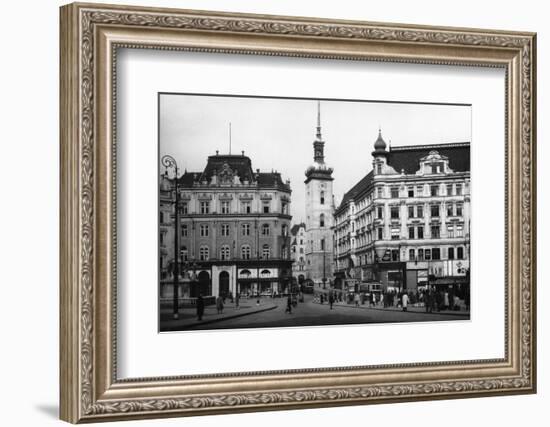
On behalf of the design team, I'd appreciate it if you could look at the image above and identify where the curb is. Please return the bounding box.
[317,302,470,317]
[161,304,278,331]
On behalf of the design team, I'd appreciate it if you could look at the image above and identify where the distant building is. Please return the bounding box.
[290,223,307,284]
[333,130,470,294]
[304,102,335,287]
[159,152,293,299]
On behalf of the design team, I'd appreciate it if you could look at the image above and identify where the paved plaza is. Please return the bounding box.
[160,293,469,332]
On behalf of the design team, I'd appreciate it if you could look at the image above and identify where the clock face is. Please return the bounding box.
[315,150,321,157]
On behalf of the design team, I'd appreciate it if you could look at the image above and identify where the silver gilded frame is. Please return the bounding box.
[60,2,536,423]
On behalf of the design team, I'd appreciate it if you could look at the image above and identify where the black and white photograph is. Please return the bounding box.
[158,94,471,332]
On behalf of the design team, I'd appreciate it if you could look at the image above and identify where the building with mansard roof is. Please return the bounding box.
[159,151,293,300]
[333,130,470,295]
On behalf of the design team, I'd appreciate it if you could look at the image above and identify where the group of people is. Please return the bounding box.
[313,286,469,314]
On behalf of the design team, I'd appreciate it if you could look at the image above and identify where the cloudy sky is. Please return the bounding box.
[160,94,471,222]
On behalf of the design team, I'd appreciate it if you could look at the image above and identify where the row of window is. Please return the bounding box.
[181,223,288,237]
[376,183,464,199]
[377,203,463,220]
[175,200,289,215]
[386,223,464,240]
[409,246,465,261]
[179,244,288,261]
[346,245,467,266]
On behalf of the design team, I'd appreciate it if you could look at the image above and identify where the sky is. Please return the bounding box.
[159,94,471,222]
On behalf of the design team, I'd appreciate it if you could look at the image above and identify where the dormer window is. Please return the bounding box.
[419,150,451,175]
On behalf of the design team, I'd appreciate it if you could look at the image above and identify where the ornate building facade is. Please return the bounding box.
[160,152,293,299]
[334,130,470,293]
[304,102,335,287]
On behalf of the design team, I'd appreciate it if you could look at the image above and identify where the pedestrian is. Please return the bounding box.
[320,293,324,305]
[402,292,409,312]
[216,295,224,314]
[235,292,240,310]
[444,291,449,310]
[329,292,334,310]
[196,294,204,321]
[285,294,292,314]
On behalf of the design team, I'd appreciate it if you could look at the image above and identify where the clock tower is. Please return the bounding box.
[304,102,335,287]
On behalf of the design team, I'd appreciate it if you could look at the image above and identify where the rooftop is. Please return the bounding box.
[387,142,470,174]
[170,152,291,192]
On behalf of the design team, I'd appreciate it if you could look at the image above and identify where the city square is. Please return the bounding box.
[159,95,471,332]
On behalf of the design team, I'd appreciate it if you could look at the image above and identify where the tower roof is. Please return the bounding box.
[372,128,388,155]
[305,101,333,180]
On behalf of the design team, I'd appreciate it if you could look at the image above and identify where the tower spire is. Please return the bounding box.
[312,101,325,163]
[316,100,322,140]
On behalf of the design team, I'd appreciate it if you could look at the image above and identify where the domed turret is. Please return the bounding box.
[374,128,386,151]
[372,128,388,157]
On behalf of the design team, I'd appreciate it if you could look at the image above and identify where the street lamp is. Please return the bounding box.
[162,154,180,319]
[322,239,327,289]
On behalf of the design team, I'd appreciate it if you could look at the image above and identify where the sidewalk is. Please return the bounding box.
[160,299,278,331]
[327,301,470,317]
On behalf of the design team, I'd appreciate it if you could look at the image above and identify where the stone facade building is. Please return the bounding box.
[160,152,293,299]
[290,223,307,284]
[304,103,335,287]
[334,130,470,293]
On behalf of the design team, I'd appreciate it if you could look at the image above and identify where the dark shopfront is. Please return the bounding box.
[430,276,470,299]
[373,261,407,291]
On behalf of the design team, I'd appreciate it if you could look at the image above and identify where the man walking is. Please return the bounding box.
[285,294,292,314]
[196,294,205,321]
[402,292,409,312]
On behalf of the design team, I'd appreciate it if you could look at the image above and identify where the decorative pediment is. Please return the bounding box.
[260,192,273,200]
[218,162,236,184]
[178,191,191,201]
[417,150,453,175]
[197,193,212,200]
[239,193,253,200]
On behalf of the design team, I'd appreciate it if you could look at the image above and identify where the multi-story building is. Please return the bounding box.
[290,223,307,284]
[160,151,293,299]
[304,102,335,287]
[334,130,470,293]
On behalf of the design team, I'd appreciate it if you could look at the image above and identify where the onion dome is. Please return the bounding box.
[374,128,387,151]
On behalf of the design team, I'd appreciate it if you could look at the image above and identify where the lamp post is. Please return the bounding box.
[322,238,327,290]
[162,154,180,319]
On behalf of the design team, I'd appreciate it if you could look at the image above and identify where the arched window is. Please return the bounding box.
[220,245,230,261]
[320,191,325,205]
[241,244,251,260]
[261,223,270,236]
[180,246,188,262]
[320,213,325,228]
[199,245,209,261]
[262,244,270,259]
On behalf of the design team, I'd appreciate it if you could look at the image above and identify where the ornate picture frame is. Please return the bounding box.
[60,2,536,423]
